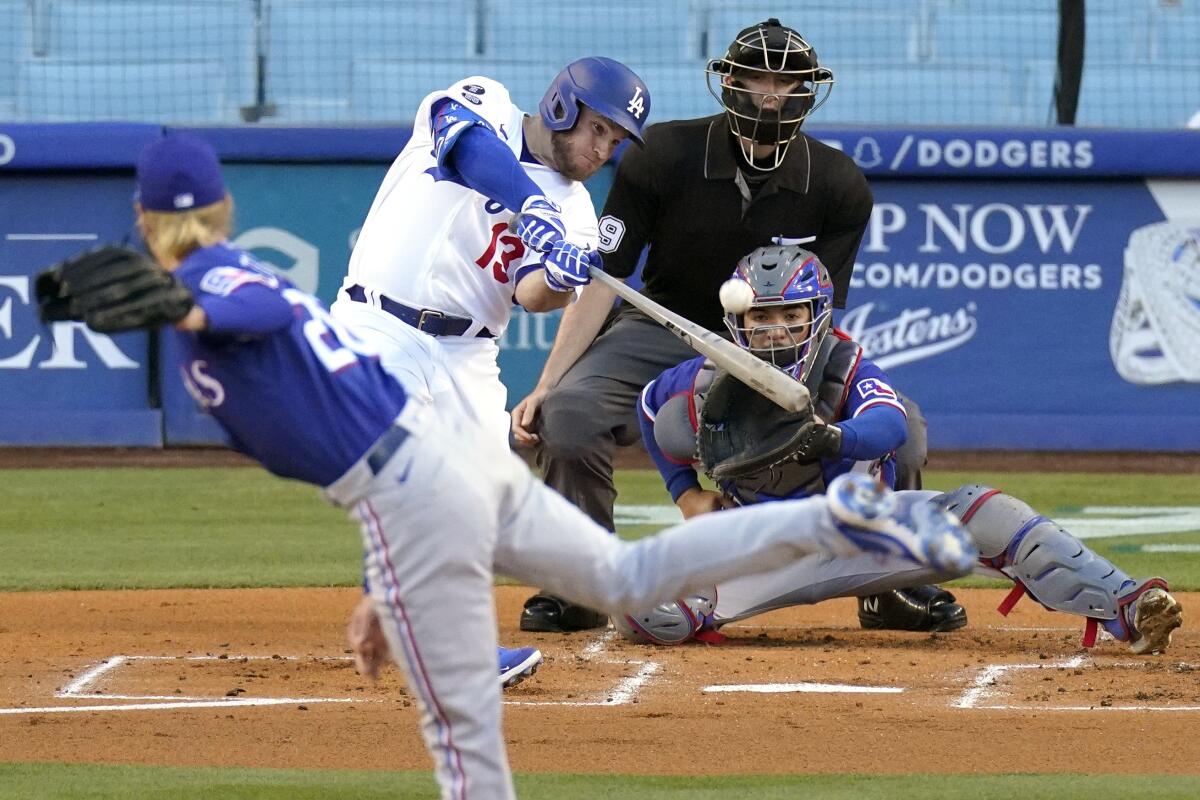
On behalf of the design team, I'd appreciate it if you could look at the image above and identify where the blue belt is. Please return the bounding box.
[366,423,411,476]
[346,284,494,338]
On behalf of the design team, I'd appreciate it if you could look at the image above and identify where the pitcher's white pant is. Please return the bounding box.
[331,299,510,449]
[713,490,962,624]
[325,399,866,800]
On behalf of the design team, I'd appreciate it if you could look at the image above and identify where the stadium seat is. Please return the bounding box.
[1076,63,1200,127]
[631,62,721,123]
[1150,4,1200,62]
[349,59,721,128]
[902,2,1150,62]
[348,60,558,123]
[0,0,33,115]
[930,11,1059,63]
[1087,5,1151,62]
[925,0,1058,10]
[704,6,924,66]
[820,62,1016,125]
[480,0,696,66]
[265,0,476,122]
[1018,60,1058,126]
[42,0,255,118]
[17,59,229,122]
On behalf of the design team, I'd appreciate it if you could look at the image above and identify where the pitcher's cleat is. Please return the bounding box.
[498,645,543,689]
[1128,586,1183,655]
[827,474,978,573]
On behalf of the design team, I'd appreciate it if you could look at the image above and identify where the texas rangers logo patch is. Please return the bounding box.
[199,266,279,296]
[856,378,898,402]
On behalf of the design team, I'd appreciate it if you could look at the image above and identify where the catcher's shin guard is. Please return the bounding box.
[931,484,1177,649]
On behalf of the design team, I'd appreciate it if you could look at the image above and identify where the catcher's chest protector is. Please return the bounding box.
[675,334,862,502]
[804,331,863,423]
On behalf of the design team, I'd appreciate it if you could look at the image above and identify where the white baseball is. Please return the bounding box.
[718,279,754,314]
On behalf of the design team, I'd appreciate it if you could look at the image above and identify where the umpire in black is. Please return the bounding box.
[512,19,955,634]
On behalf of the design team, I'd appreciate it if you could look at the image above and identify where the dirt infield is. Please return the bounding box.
[0,586,1195,776]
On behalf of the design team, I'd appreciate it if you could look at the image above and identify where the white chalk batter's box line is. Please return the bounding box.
[0,634,661,716]
[953,654,1200,712]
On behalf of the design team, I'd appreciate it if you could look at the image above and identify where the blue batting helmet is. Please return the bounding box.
[539,57,650,145]
[724,245,834,381]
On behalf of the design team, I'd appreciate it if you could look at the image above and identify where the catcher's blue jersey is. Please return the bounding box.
[171,244,407,486]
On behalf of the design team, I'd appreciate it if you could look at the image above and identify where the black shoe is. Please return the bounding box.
[520,592,608,632]
[857,585,967,632]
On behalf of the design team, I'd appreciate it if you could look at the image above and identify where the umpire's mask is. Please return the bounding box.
[706,18,834,171]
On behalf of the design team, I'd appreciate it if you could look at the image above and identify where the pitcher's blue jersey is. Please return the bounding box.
[171,243,407,486]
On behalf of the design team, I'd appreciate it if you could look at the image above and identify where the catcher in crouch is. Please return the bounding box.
[623,244,1183,654]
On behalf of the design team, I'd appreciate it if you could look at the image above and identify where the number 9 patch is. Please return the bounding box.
[597,215,626,253]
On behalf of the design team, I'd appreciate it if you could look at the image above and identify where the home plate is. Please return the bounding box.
[703,682,904,694]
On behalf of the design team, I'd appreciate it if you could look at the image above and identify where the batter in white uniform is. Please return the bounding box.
[333,58,651,446]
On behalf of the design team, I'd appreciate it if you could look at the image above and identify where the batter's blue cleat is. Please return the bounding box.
[498,645,542,689]
[827,474,977,574]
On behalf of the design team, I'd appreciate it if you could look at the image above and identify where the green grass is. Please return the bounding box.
[1,764,1198,800]
[923,470,1200,509]
[1,467,1198,591]
[0,468,355,591]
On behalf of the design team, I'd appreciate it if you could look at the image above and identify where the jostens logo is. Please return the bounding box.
[839,302,979,371]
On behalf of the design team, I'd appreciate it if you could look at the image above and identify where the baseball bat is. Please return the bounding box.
[587,267,811,412]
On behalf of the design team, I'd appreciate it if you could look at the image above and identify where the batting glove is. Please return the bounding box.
[542,242,599,292]
[514,195,566,253]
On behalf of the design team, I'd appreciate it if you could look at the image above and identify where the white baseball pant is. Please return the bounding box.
[330,298,511,449]
[324,397,874,800]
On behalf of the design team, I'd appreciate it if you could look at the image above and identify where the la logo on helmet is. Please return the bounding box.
[626,86,645,118]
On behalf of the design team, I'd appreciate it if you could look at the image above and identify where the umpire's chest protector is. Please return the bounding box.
[653,332,863,502]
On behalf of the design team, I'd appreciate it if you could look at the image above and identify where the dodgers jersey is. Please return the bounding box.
[172,243,407,487]
[343,76,599,336]
[638,349,907,503]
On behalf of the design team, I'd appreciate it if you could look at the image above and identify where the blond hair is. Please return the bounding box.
[139,195,234,263]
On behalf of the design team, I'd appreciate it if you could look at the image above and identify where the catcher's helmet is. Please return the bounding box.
[706,18,834,170]
[540,57,650,146]
[724,245,834,381]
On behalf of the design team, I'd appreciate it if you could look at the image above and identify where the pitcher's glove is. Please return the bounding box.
[35,245,195,333]
[697,370,818,480]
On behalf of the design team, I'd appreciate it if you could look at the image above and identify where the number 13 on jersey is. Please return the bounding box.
[475,222,526,284]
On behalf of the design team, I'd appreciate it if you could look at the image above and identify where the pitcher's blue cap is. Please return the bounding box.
[135,134,226,212]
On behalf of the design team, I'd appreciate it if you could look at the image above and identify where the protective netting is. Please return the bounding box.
[3,0,1197,127]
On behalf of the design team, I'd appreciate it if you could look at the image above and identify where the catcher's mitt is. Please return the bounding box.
[696,369,818,481]
[35,245,195,333]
